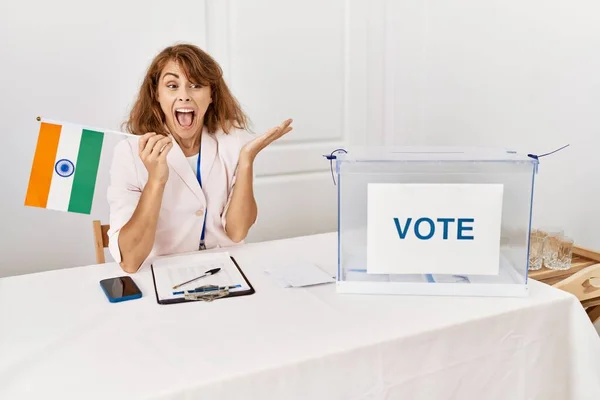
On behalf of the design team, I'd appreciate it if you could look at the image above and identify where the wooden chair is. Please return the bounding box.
[92,220,110,264]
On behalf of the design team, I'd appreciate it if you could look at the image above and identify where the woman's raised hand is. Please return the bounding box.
[240,119,293,164]
[138,132,173,185]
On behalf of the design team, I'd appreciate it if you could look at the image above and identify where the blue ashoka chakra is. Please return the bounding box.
[55,159,75,178]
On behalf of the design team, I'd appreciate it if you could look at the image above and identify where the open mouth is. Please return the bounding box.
[175,108,195,129]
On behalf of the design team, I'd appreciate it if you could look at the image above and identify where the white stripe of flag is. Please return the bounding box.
[46,124,81,212]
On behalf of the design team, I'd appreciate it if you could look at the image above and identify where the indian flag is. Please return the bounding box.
[25,120,124,215]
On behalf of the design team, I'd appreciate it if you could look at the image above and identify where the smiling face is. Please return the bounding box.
[156,60,212,142]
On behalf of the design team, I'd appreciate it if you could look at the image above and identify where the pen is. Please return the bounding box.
[172,268,221,289]
[173,284,241,296]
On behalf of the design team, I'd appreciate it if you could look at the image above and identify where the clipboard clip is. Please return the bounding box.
[183,285,230,302]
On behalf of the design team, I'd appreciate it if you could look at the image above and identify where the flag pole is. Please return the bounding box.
[36,116,136,138]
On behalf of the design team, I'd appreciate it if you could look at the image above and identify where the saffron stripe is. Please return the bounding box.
[24,123,62,208]
[68,129,104,214]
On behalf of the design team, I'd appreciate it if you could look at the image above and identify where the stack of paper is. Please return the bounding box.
[265,261,335,288]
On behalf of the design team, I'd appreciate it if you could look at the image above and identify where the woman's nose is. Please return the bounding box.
[178,87,191,102]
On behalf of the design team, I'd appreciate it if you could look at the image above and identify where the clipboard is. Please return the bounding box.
[150,253,255,305]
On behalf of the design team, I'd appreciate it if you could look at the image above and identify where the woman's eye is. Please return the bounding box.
[167,84,177,89]
[190,84,202,89]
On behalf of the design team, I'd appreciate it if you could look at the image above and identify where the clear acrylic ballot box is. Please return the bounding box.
[334,147,538,297]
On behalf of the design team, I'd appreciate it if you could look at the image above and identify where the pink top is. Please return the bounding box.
[106,126,254,268]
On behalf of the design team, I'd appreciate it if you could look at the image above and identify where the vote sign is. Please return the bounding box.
[366,183,504,276]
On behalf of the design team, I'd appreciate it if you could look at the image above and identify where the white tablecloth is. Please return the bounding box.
[1,233,600,399]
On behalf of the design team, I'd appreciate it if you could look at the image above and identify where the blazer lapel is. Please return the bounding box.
[167,136,205,204]
[199,130,217,185]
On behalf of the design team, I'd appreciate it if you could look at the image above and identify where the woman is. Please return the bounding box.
[107,43,292,273]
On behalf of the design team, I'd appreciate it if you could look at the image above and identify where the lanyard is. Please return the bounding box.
[196,147,207,250]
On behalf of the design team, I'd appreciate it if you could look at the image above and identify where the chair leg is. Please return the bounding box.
[92,220,106,264]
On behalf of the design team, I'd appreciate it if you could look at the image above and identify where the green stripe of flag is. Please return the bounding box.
[68,129,104,214]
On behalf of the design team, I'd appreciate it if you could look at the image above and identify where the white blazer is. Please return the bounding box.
[106,126,254,268]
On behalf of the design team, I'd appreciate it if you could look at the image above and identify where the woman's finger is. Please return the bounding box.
[278,119,292,133]
[275,125,293,139]
[263,121,293,145]
[139,132,156,154]
[141,135,164,158]
[157,142,173,161]
[150,137,172,159]
[274,119,292,137]
[242,119,294,158]
[279,118,293,129]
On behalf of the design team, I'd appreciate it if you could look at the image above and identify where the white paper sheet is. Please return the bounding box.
[265,260,335,288]
[366,183,504,276]
[152,251,250,301]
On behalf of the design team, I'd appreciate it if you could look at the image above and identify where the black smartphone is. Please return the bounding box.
[99,276,142,303]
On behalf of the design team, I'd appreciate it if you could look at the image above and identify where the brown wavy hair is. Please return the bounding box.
[124,43,249,135]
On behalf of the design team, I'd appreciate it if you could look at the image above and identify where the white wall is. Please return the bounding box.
[1,0,599,277]
[381,0,600,250]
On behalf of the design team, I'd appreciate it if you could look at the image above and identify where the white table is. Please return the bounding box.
[1,233,600,400]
